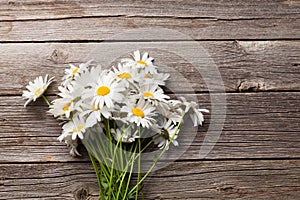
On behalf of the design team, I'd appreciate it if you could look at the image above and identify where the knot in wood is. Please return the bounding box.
[74,186,89,200]
[49,49,68,64]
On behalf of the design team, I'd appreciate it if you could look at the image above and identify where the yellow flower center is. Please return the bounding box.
[137,60,147,66]
[72,67,79,77]
[63,102,71,111]
[132,107,145,118]
[72,125,84,133]
[96,86,110,96]
[144,92,154,98]
[118,72,132,79]
[144,74,152,79]
[162,128,170,140]
[34,87,42,97]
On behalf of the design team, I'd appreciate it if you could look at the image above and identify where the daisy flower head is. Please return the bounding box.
[140,84,170,106]
[156,99,186,123]
[137,71,170,86]
[113,63,139,87]
[179,97,209,126]
[62,61,91,86]
[59,134,81,157]
[60,116,88,141]
[154,119,179,150]
[49,98,74,118]
[49,85,81,118]
[22,74,55,107]
[156,102,182,124]
[72,68,93,91]
[121,99,156,128]
[72,64,104,94]
[122,50,157,74]
[83,71,126,109]
[80,101,112,128]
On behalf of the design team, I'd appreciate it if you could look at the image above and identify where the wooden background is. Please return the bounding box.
[0,1,300,199]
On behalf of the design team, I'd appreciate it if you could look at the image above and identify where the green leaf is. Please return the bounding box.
[101,176,109,190]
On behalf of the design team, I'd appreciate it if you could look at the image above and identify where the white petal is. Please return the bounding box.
[133,50,141,60]
[24,99,32,107]
[78,132,84,139]
[72,133,77,140]
[86,114,97,128]
[142,52,148,61]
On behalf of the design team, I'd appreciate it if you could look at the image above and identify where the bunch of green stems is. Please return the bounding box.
[83,115,184,200]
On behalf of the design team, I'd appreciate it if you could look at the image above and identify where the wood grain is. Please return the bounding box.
[1,92,299,163]
[0,41,299,95]
[0,160,299,199]
[0,1,299,41]
[1,0,299,21]
[0,17,299,41]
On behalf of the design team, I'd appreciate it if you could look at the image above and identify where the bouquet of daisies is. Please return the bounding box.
[23,50,208,199]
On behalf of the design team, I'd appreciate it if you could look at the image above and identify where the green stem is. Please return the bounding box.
[123,145,138,200]
[136,128,142,200]
[107,132,123,198]
[129,112,186,195]
[41,94,51,107]
[106,119,118,199]
[88,152,102,199]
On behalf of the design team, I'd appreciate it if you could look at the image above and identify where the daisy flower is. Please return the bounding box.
[49,85,81,118]
[139,84,170,105]
[154,119,179,150]
[121,99,156,128]
[156,102,182,124]
[137,72,170,86]
[180,97,209,126]
[59,134,81,157]
[72,65,104,98]
[80,101,112,128]
[22,74,54,107]
[113,63,138,87]
[122,50,157,74]
[59,116,88,140]
[83,71,126,109]
[62,61,90,86]
[49,98,74,118]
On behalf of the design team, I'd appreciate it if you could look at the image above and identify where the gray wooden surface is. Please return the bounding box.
[0,1,299,199]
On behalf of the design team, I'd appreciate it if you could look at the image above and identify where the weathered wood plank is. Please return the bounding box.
[0,17,299,41]
[0,160,299,199]
[1,0,299,21]
[0,41,299,95]
[0,162,98,200]
[1,92,299,163]
[144,159,300,200]
[0,0,299,41]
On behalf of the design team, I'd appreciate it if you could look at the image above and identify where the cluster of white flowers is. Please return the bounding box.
[23,50,209,156]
